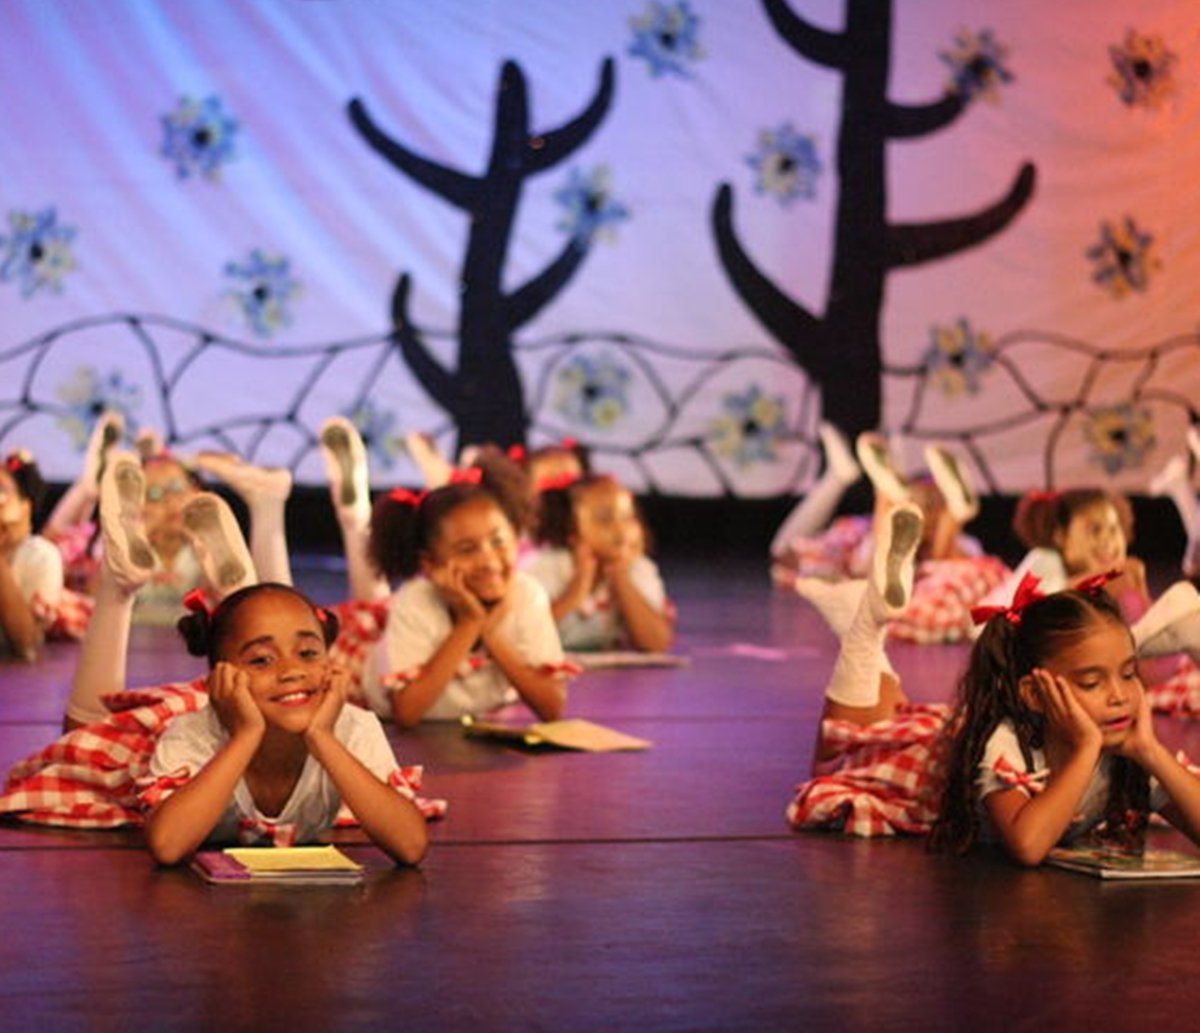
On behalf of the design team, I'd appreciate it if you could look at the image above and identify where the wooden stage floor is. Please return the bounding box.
[4,555,1200,1031]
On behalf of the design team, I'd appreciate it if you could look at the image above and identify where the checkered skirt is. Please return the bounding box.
[787,703,950,837]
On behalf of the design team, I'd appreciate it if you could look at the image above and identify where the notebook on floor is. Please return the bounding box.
[461,716,652,752]
[191,845,365,885]
[1046,845,1200,880]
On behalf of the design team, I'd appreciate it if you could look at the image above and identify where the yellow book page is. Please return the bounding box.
[528,719,652,752]
[223,845,363,873]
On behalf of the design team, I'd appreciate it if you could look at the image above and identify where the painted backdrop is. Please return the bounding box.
[1,0,1197,495]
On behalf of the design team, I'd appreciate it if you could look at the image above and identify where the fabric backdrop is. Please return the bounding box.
[1,0,1197,496]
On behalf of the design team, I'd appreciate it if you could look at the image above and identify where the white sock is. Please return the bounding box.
[823,582,891,708]
[65,569,135,726]
[246,495,293,587]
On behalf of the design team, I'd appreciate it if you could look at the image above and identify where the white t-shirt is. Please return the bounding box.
[976,719,1166,843]
[521,547,669,651]
[11,533,64,613]
[142,703,407,846]
[362,570,565,721]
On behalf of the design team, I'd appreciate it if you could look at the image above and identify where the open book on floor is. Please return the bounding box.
[1046,845,1200,880]
[461,715,652,752]
[567,651,690,670]
[191,844,365,885]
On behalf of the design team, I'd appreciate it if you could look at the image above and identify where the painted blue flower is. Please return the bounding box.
[553,354,631,430]
[0,207,78,298]
[1107,30,1177,110]
[1087,217,1160,298]
[939,29,1014,103]
[56,367,142,449]
[345,400,404,471]
[223,249,301,338]
[710,384,786,468]
[1083,403,1155,475]
[160,95,239,180]
[628,1,704,79]
[923,318,995,397]
[554,165,631,244]
[745,123,822,206]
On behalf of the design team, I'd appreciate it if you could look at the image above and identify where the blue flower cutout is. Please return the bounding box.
[628,1,704,79]
[344,400,404,471]
[710,384,787,469]
[0,207,78,298]
[56,367,142,449]
[160,96,239,181]
[1083,404,1155,475]
[923,318,996,398]
[223,249,301,338]
[1086,217,1160,298]
[554,165,631,244]
[745,123,822,206]
[939,29,1014,103]
[1107,30,1177,110]
[553,354,631,430]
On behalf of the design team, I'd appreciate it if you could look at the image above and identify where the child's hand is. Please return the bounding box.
[430,562,486,623]
[306,665,348,742]
[208,662,265,741]
[571,538,598,582]
[1029,667,1103,756]
[1114,682,1160,766]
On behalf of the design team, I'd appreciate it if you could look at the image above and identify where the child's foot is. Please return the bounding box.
[320,417,371,522]
[855,432,908,505]
[925,444,979,523]
[83,410,125,488]
[872,502,923,615]
[818,421,860,486]
[404,430,453,490]
[793,577,868,638]
[182,492,257,596]
[1134,581,1200,660]
[99,451,155,591]
[1149,454,1189,498]
[194,451,293,503]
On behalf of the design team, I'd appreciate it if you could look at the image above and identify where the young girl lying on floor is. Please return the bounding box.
[788,502,1200,865]
[0,452,430,866]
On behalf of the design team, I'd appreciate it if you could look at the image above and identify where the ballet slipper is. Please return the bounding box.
[194,451,293,502]
[818,421,860,486]
[1133,582,1200,661]
[83,410,126,487]
[855,432,909,505]
[182,492,257,597]
[925,444,979,524]
[404,430,453,490]
[320,417,372,523]
[871,502,923,617]
[99,451,156,592]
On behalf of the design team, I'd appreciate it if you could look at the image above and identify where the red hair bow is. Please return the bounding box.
[537,471,581,494]
[389,487,428,507]
[507,444,527,463]
[449,467,483,486]
[1073,570,1121,595]
[183,589,211,617]
[5,449,32,473]
[969,572,1045,627]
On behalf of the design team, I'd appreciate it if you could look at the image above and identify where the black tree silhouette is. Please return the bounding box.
[348,58,615,451]
[712,0,1036,438]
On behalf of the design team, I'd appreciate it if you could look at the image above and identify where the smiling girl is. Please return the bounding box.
[361,464,571,727]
